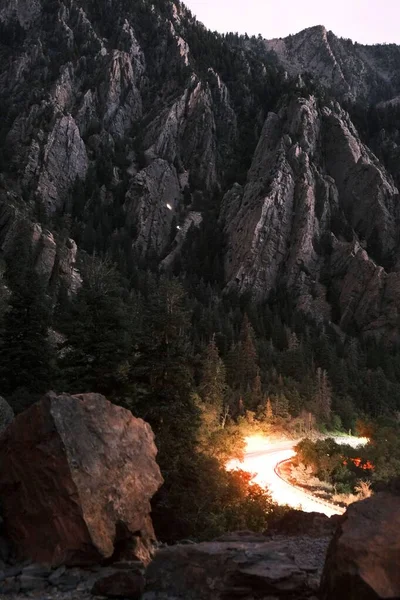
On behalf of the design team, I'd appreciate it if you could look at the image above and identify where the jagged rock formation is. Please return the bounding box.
[160,210,203,270]
[0,392,163,567]
[37,115,88,213]
[0,0,239,274]
[2,0,400,338]
[263,25,400,103]
[220,96,400,338]
[125,159,182,257]
[0,205,81,293]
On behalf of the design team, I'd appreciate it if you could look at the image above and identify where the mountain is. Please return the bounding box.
[4,0,400,545]
[1,0,400,343]
[263,25,400,103]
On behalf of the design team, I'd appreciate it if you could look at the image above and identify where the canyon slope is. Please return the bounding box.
[2,0,400,339]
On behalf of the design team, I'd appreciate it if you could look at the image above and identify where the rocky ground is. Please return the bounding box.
[2,533,331,600]
[0,508,339,599]
[1,560,145,599]
[0,392,398,599]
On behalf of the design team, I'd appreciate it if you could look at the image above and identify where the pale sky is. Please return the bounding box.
[183,0,400,45]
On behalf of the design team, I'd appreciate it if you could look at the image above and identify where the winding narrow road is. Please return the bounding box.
[226,437,349,517]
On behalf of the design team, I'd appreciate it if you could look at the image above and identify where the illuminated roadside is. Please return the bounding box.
[226,435,368,517]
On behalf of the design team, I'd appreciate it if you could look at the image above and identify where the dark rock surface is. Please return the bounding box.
[266,509,342,538]
[143,533,329,599]
[0,396,14,435]
[0,392,163,567]
[0,559,145,598]
[320,492,400,599]
[91,566,145,598]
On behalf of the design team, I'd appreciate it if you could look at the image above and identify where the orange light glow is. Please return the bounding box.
[348,457,374,470]
[226,436,345,517]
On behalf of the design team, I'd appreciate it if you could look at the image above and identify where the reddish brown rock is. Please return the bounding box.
[0,392,163,567]
[320,492,400,600]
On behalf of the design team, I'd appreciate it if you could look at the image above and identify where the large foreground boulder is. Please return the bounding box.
[320,492,400,599]
[0,392,163,567]
[143,532,330,599]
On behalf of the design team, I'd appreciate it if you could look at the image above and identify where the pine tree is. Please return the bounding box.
[0,265,53,410]
[237,314,258,391]
[129,277,200,461]
[126,277,203,539]
[287,329,300,351]
[273,393,289,418]
[313,367,332,423]
[58,255,131,395]
[250,370,263,410]
[225,342,241,390]
[0,270,9,324]
[266,396,273,420]
[199,335,226,409]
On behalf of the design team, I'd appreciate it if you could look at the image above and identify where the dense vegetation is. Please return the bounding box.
[2,0,400,540]
[2,224,400,538]
[294,421,400,502]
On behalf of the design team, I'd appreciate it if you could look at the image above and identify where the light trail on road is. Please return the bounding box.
[226,435,348,517]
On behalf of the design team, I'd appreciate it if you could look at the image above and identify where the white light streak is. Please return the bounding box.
[226,436,345,517]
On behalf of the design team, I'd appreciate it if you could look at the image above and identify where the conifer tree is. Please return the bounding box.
[313,367,332,423]
[0,226,53,410]
[266,396,273,420]
[273,393,289,418]
[58,254,131,395]
[199,335,226,409]
[250,369,263,410]
[225,342,241,390]
[237,314,258,392]
[129,277,200,461]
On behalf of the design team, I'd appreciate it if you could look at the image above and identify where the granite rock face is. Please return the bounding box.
[0,210,80,293]
[0,0,41,27]
[264,25,400,102]
[102,48,144,139]
[0,392,163,567]
[2,0,400,338]
[220,96,400,339]
[125,159,181,257]
[36,115,88,214]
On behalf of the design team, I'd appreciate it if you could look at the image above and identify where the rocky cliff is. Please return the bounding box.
[2,0,400,339]
[263,25,400,103]
[220,96,400,338]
